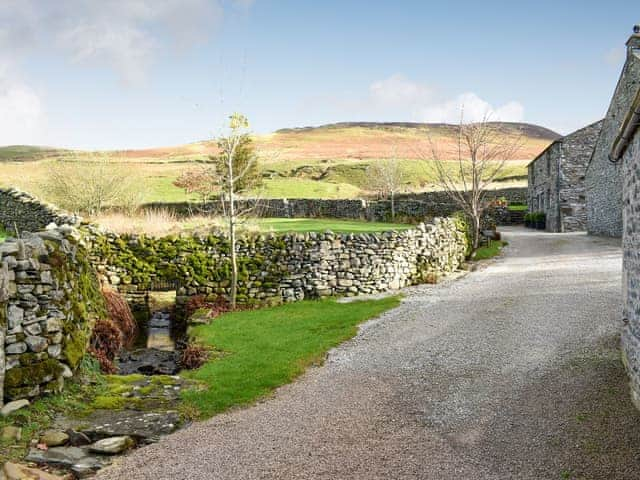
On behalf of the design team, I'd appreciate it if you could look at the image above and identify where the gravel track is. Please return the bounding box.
[98,228,640,480]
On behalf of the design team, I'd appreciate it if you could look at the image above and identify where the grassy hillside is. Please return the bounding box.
[0,122,556,202]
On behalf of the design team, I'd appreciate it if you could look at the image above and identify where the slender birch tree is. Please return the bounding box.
[212,113,261,309]
[425,114,523,254]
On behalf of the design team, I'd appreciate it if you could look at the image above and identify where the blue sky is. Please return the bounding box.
[0,0,636,149]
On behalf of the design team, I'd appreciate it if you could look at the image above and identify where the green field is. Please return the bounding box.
[254,218,412,233]
[0,122,550,204]
[0,157,529,204]
[182,296,401,418]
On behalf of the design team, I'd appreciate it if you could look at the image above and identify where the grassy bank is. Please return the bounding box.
[0,227,7,243]
[181,297,401,419]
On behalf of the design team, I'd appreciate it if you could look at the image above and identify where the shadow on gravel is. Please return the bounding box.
[477,334,640,480]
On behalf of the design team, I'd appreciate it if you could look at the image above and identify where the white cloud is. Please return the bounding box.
[0,0,238,85]
[0,71,44,145]
[418,92,524,123]
[369,74,432,107]
[362,75,524,124]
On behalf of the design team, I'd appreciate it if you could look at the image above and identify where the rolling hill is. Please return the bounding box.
[0,122,558,201]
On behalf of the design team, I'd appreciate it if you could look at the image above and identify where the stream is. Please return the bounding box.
[117,309,181,375]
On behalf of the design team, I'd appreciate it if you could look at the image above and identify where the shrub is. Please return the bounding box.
[102,289,137,347]
[89,347,118,374]
[452,211,472,258]
[180,343,210,370]
[186,294,231,319]
[90,318,123,373]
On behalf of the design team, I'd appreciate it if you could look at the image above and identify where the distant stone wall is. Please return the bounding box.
[528,121,602,232]
[143,187,528,223]
[0,188,80,235]
[86,218,468,314]
[0,226,105,405]
[586,43,640,238]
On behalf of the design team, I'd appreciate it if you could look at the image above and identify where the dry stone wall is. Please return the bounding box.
[0,225,105,405]
[143,187,527,223]
[87,218,468,314]
[0,188,80,234]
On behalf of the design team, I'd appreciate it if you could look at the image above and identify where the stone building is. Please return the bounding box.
[527,121,602,232]
[611,27,640,409]
[585,30,640,238]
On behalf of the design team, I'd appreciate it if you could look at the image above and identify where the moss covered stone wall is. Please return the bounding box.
[0,226,105,404]
[86,217,468,313]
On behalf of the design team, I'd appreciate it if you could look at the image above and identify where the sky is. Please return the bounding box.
[0,0,637,149]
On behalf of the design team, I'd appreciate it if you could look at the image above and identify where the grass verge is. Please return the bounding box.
[181,297,401,419]
[474,240,508,261]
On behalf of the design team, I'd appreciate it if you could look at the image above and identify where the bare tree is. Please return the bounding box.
[367,148,406,220]
[43,153,142,216]
[424,114,523,253]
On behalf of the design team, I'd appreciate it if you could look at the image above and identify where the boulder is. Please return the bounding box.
[40,430,69,447]
[24,447,107,477]
[88,436,134,454]
[1,399,30,417]
[75,409,180,444]
[3,461,72,480]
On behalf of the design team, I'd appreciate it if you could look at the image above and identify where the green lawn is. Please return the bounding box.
[507,204,528,212]
[474,240,507,260]
[254,218,412,233]
[181,297,401,418]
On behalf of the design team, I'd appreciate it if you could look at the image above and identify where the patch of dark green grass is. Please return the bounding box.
[181,297,401,419]
[474,240,508,261]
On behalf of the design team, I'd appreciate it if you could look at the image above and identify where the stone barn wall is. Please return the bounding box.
[621,106,640,410]
[586,35,640,238]
[527,121,602,232]
[0,226,105,405]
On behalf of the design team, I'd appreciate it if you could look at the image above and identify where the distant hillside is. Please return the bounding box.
[0,121,560,164]
[0,121,557,202]
[0,145,69,162]
[276,121,560,141]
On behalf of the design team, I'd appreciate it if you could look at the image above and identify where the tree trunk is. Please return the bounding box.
[390,190,395,220]
[472,213,481,254]
[227,150,238,310]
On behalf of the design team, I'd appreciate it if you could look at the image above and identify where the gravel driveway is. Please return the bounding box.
[98,227,640,480]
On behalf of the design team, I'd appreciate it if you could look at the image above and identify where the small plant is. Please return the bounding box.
[180,343,210,370]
